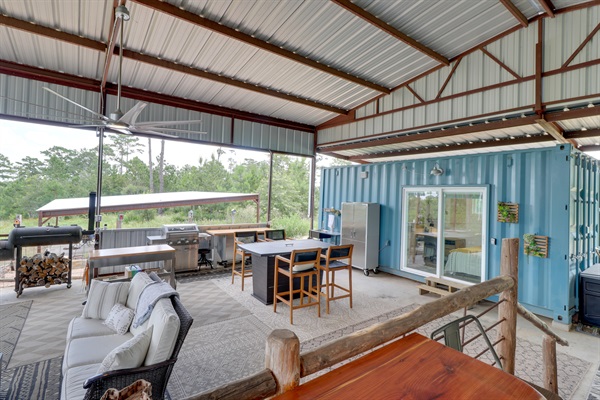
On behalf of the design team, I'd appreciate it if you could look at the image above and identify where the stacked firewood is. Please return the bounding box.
[18,249,70,288]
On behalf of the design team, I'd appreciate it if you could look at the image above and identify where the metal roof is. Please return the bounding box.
[37,191,259,217]
[0,0,598,162]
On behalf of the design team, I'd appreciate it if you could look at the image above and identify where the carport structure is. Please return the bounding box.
[0,0,598,162]
[36,191,260,226]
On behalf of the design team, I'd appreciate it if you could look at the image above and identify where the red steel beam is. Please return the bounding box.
[345,135,554,161]
[499,0,529,27]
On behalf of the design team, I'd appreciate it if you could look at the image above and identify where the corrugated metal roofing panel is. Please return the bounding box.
[354,0,517,60]
[0,28,103,79]
[558,115,600,132]
[0,0,111,41]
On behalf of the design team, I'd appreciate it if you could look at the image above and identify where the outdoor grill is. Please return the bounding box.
[147,224,199,272]
[8,225,83,296]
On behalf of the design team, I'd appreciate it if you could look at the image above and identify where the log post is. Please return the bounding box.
[265,329,300,394]
[497,238,519,374]
[542,335,558,394]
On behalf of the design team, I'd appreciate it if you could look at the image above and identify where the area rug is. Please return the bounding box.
[166,302,418,398]
[0,356,62,400]
[0,301,32,370]
[588,363,600,400]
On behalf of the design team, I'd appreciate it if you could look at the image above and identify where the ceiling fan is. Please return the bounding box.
[43,4,206,139]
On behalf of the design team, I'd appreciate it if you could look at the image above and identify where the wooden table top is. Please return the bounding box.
[274,333,543,400]
[237,239,330,257]
[205,227,274,235]
[89,244,175,259]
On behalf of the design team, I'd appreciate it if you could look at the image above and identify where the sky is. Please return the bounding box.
[1,119,269,168]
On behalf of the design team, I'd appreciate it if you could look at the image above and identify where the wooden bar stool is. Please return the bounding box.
[273,248,321,324]
[232,231,257,291]
[318,244,354,314]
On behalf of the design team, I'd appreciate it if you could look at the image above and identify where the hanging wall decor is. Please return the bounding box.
[523,234,549,258]
[497,202,519,223]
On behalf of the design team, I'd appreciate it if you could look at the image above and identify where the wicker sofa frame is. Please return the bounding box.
[82,295,193,400]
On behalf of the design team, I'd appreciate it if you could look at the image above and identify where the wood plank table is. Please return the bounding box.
[237,239,330,305]
[274,332,544,399]
[206,227,275,266]
[88,244,176,290]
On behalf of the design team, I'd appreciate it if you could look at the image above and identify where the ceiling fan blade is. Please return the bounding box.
[128,128,178,139]
[118,101,148,125]
[140,127,207,134]
[134,119,204,128]
[43,87,109,122]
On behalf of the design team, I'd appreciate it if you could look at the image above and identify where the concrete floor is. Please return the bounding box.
[1,265,598,399]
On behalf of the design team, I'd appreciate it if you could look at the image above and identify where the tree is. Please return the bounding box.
[0,153,15,182]
[106,134,143,174]
[148,138,154,192]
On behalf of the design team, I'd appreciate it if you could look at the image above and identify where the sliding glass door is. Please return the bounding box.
[402,187,487,284]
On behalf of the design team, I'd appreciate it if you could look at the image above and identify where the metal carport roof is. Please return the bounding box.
[36,191,260,225]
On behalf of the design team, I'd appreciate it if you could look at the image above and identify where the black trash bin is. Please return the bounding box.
[580,264,600,326]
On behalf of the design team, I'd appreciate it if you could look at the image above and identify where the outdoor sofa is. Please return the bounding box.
[61,271,192,400]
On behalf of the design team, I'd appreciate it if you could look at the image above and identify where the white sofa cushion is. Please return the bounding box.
[83,280,130,319]
[142,297,180,366]
[126,272,155,310]
[63,333,133,373]
[97,326,153,374]
[104,303,135,335]
[66,317,115,342]
[61,363,100,400]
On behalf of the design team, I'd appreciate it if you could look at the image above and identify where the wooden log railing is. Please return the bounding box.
[186,238,567,399]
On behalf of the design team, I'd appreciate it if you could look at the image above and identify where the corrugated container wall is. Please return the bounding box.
[319,145,600,324]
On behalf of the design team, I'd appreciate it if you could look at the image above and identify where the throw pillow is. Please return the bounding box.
[97,326,153,374]
[103,303,135,335]
[83,280,130,320]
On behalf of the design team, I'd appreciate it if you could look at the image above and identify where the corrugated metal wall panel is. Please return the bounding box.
[485,21,537,78]
[319,145,578,322]
[543,65,600,103]
[233,119,314,156]
[317,80,535,146]
[0,75,101,123]
[544,6,600,71]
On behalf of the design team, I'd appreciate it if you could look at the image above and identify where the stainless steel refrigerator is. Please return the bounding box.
[341,202,380,275]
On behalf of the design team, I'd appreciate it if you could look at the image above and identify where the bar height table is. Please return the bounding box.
[237,239,330,305]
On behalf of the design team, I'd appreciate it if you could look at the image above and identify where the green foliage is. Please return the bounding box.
[0,140,316,236]
[498,202,517,223]
[523,234,544,257]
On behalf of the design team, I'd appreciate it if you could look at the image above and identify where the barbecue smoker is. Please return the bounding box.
[147,224,199,272]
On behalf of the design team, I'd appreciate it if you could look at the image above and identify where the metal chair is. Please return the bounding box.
[273,248,321,324]
[318,244,353,314]
[197,248,212,269]
[430,314,503,370]
[232,231,257,291]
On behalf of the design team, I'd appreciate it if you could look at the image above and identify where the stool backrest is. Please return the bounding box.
[326,244,353,262]
[266,229,286,241]
[290,248,320,272]
[234,231,258,244]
